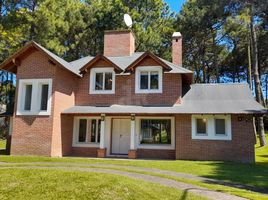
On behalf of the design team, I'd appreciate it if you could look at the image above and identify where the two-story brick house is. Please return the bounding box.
[0,30,266,162]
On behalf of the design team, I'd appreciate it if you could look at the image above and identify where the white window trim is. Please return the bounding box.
[135,116,175,150]
[72,116,101,147]
[135,66,163,94]
[89,67,115,94]
[191,115,232,140]
[17,79,52,116]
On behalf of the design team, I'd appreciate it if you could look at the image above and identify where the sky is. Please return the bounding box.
[164,0,185,12]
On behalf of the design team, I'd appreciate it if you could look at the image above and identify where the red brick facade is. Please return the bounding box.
[6,31,256,163]
[175,114,255,163]
[104,30,135,57]
[11,50,77,156]
[76,58,182,106]
[137,149,176,160]
[172,34,182,66]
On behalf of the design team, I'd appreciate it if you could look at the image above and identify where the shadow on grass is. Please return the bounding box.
[0,149,7,155]
[199,161,268,193]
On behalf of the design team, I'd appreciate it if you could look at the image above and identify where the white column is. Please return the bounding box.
[100,114,105,149]
[130,114,136,150]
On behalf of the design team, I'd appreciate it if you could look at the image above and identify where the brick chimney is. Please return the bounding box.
[104,30,135,57]
[172,32,182,66]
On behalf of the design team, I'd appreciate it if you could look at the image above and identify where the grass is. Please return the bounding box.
[0,133,267,199]
[0,168,206,200]
[255,133,268,163]
[0,139,6,149]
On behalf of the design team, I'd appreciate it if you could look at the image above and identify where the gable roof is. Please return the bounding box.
[0,41,81,77]
[124,52,171,72]
[79,54,123,74]
[1,41,193,77]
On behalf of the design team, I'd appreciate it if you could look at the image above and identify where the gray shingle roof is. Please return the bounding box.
[63,83,267,114]
[30,43,193,75]
[69,55,94,73]
[179,83,267,114]
[159,58,192,73]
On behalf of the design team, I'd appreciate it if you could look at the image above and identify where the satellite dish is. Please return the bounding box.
[124,14,133,28]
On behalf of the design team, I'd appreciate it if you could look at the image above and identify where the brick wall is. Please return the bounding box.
[51,67,77,156]
[71,147,98,157]
[104,30,135,57]
[137,149,175,159]
[76,57,182,106]
[172,34,182,66]
[11,50,77,156]
[175,114,255,163]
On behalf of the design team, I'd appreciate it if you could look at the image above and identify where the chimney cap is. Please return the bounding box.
[172,32,182,38]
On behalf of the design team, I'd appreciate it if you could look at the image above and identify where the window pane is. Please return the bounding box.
[90,119,97,142]
[104,72,113,90]
[24,84,32,111]
[215,119,225,135]
[196,118,207,134]
[97,119,101,143]
[140,119,171,144]
[140,71,148,89]
[150,71,159,89]
[78,119,87,142]
[95,73,103,90]
[40,84,49,110]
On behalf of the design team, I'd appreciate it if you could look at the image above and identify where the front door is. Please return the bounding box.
[112,119,131,154]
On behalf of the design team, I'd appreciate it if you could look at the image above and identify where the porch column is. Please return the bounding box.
[128,114,137,159]
[97,114,106,158]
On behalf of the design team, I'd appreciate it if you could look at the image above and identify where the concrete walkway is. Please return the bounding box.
[0,163,247,200]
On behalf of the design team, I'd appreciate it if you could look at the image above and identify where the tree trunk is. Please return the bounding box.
[247,34,257,143]
[250,3,266,146]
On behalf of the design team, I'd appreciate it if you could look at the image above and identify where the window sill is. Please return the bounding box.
[16,110,51,116]
[135,89,162,94]
[89,90,115,94]
[137,144,175,150]
[192,135,232,141]
[72,143,100,148]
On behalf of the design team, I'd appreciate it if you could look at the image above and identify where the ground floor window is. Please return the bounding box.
[192,115,231,140]
[140,119,171,144]
[74,117,101,146]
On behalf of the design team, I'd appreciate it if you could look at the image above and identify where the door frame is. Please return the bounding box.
[110,117,131,155]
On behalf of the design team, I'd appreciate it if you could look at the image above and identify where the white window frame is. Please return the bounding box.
[17,79,52,116]
[72,116,101,147]
[135,116,175,150]
[89,67,115,94]
[191,115,232,140]
[135,66,163,93]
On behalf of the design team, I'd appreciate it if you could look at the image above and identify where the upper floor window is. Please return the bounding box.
[90,68,115,94]
[17,79,52,116]
[135,66,162,93]
[192,115,231,140]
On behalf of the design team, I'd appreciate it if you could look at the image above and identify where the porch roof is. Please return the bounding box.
[63,84,267,115]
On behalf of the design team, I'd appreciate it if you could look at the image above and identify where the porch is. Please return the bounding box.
[61,113,176,159]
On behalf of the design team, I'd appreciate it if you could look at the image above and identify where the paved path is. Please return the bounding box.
[0,163,247,200]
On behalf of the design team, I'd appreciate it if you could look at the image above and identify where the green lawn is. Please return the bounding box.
[255,133,268,163]
[0,134,267,199]
[0,139,6,149]
[0,168,206,200]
